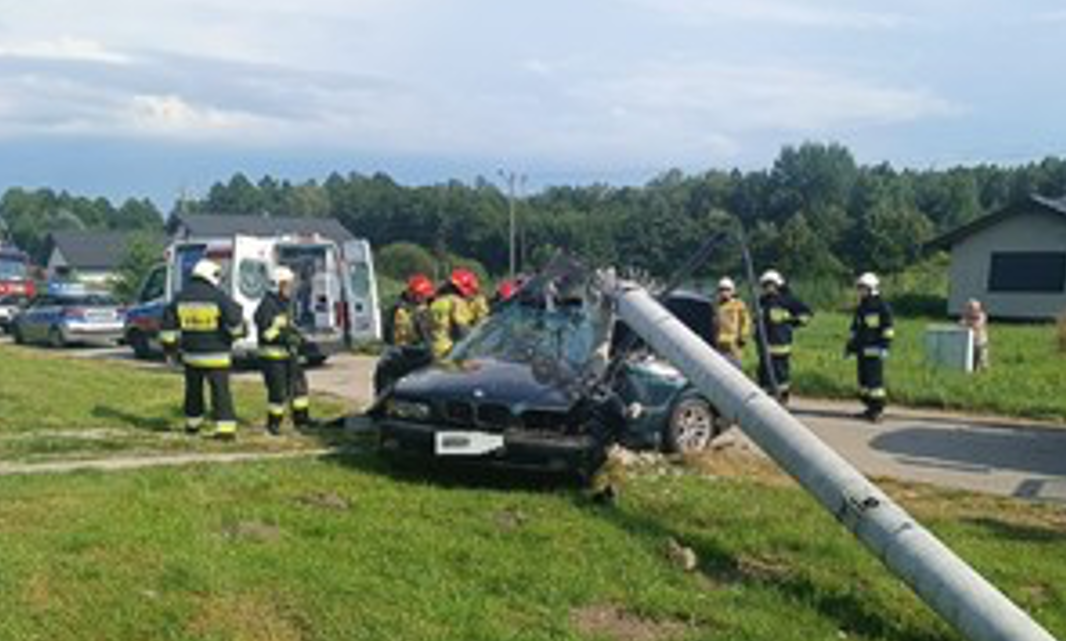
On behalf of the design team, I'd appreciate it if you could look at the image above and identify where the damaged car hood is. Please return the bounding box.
[393,358,582,410]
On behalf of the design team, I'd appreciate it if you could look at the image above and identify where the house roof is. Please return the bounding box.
[47,230,160,271]
[926,194,1066,251]
[169,214,355,244]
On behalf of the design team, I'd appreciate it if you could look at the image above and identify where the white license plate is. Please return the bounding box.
[434,431,504,456]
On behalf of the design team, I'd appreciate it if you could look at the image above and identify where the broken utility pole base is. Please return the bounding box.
[596,274,1057,641]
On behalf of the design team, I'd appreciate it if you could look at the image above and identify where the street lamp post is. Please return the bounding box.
[497,169,526,280]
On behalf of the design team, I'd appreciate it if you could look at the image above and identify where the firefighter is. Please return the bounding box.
[373,274,435,394]
[846,272,894,422]
[715,276,751,368]
[756,269,812,405]
[255,266,315,435]
[388,273,435,347]
[428,268,488,359]
[160,259,245,439]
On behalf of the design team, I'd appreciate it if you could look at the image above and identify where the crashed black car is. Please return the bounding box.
[371,266,726,477]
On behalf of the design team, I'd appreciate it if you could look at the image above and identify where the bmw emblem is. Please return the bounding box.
[473,388,486,399]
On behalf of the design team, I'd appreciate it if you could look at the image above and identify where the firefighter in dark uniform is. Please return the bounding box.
[255,266,315,435]
[846,272,894,422]
[160,259,245,439]
[756,269,812,405]
[373,274,435,395]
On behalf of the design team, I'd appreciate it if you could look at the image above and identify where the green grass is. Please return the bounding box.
[0,345,349,462]
[0,454,1061,640]
[766,312,1066,422]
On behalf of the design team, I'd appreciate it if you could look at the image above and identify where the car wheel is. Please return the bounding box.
[12,324,25,344]
[48,326,66,348]
[663,394,717,454]
[128,330,151,359]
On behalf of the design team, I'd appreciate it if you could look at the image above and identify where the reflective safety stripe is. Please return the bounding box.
[185,416,204,428]
[867,387,887,399]
[214,421,237,435]
[768,308,792,324]
[267,404,286,417]
[228,322,247,338]
[183,352,232,368]
[159,330,180,345]
[769,344,792,356]
[259,346,290,360]
[292,396,310,410]
[795,314,812,326]
[863,313,881,329]
[862,347,887,358]
[263,315,288,341]
[882,328,896,339]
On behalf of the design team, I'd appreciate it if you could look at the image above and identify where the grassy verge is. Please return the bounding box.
[762,312,1066,422]
[0,345,350,462]
[0,453,1061,640]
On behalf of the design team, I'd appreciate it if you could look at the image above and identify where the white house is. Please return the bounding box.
[928,195,1066,320]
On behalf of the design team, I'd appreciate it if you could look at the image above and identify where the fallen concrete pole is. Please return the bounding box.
[606,279,1057,641]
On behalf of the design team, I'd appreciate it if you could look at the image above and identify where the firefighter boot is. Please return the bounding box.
[265,412,283,436]
[293,408,319,430]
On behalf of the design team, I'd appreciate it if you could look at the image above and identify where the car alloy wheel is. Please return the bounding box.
[48,326,65,348]
[668,397,715,453]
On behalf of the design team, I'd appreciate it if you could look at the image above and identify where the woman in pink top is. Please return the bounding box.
[960,299,989,371]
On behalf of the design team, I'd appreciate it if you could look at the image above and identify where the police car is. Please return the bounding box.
[11,283,126,347]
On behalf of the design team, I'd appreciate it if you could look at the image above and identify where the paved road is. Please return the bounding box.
[7,336,1066,501]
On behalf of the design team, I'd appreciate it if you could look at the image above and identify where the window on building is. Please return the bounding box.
[987,252,1066,293]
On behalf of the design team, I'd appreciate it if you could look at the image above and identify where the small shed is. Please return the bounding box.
[927,195,1066,320]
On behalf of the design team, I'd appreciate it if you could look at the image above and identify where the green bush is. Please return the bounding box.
[376,242,436,282]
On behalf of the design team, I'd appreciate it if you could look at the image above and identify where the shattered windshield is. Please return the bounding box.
[450,301,610,381]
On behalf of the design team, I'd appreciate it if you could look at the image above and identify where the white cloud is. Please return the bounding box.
[619,0,904,29]
[125,94,273,137]
[0,36,131,64]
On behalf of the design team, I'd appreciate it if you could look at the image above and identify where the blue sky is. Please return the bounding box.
[0,0,1063,210]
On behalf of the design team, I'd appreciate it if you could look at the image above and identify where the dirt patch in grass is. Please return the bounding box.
[190,592,310,641]
[570,604,688,641]
[295,490,351,512]
[223,519,284,544]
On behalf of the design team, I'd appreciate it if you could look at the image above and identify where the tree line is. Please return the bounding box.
[3,142,1066,282]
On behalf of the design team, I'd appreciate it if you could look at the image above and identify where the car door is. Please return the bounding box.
[340,239,382,343]
[23,295,54,342]
[230,234,276,348]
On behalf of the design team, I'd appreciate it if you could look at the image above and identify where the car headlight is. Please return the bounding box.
[390,399,433,421]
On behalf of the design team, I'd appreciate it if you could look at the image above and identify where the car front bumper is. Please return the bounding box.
[376,418,603,474]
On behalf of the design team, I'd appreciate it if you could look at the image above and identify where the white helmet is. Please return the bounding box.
[759,269,784,287]
[717,277,736,292]
[191,259,222,286]
[273,266,295,288]
[856,272,880,292]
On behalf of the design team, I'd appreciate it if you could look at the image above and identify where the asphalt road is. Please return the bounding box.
[6,335,1066,502]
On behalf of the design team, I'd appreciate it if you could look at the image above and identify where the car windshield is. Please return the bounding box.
[0,258,27,280]
[450,301,609,382]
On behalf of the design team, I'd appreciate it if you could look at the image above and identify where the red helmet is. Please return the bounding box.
[496,280,517,302]
[406,273,435,302]
[450,268,479,298]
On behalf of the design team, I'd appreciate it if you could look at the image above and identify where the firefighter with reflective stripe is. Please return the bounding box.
[428,268,489,359]
[388,274,434,347]
[846,272,894,422]
[255,266,315,435]
[160,259,245,439]
[756,269,812,404]
[715,277,751,368]
[373,274,436,394]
